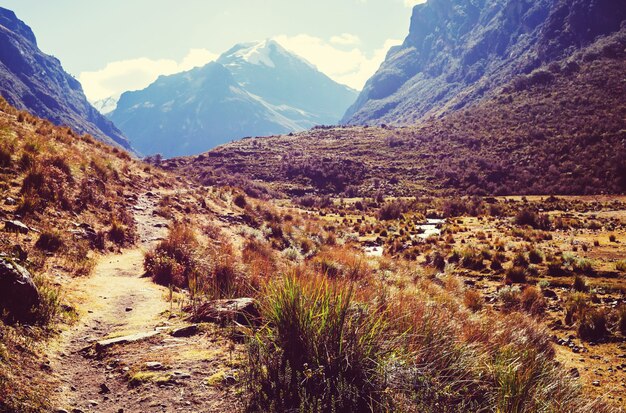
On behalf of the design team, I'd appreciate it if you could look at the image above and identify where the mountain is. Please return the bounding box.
[92,96,119,115]
[165,23,626,196]
[343,0,626,125]
[0,7,132,150]
[110,40,357,158]
[217,40,356,125]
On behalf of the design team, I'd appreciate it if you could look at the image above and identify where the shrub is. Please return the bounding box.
[572,275,589,293]
[514,209,550,230]
[528,249,543,264]
[234,193,247,208]
[564,293,588,325]
[520,287,546,316]
[460,248,485,270]
[35,230,64,253]
[512,252,529,268]
[0,144,11,167]
[609,234,617,243]
[108,219,132,246]
[378,200,409,220]
[144,224,200,288]
[464,289,483,312]
[498,286,521,312]
[616,260,626,272]
[618,305,626,336]
[546,261,565,276]
[504,266,527,284]
[572,258,594,275]
[245,276,390,412]
[577,308,608,342]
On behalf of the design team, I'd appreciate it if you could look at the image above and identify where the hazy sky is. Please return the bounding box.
[2,0,425,101]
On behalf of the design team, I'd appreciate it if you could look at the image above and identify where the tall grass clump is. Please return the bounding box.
[144,223,200,288]
[245,275,391,412]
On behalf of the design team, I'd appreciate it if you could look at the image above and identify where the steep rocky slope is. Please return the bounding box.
[111,40,357,157]
[343,0,626,125]
[165,28,626,196]
[0,7,132,150]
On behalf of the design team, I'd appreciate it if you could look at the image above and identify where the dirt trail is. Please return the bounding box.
[50,192,242,412]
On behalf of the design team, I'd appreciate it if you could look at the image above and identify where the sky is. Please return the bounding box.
[1,0,425,102]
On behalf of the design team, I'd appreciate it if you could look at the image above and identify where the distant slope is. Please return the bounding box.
[0,7,132,150]
[111,40,357,158]
[165,28,626,196]
[343,0,626,126]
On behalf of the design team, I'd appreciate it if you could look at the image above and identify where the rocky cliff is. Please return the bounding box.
[343,0,626,125]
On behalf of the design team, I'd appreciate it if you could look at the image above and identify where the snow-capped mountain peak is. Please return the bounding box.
[232,39,278,68]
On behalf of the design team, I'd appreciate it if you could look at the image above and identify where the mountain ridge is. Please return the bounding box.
[343,0,626,125]
[110,40,357,158]
[0,7,132,150]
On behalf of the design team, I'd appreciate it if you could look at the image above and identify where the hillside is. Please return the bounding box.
[110,40,357,157]
[0,8,132,150]
[343,0,626,125]
[165,27,626,197]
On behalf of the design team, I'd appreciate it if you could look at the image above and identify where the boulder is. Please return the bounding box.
[4,220,29,234]
[0,257,40,322]
[190,298,260,325]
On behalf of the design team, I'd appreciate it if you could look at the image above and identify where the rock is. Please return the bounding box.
[0,257,40,322]
[4,220,29,234]
[145,362,165,371]
[55,409,70,413]
[171,324,199,338]
[87,400,99,406]
[125,307,133,312]
[99,383,111,394]
[569,368,580,377]
[190,298,260,325]
[592,380,600,387]
[95,331,160,352]
[172,371,191,379]
[4,197,16,206]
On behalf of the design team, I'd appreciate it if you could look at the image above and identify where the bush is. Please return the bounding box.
[528,249,543,264]
[108,219,132,246]
[0,145,11,167]
[572,275,589,293]
[577,308,608,342]
[464,289,483,312]
[144,224,200,288]
[498,286,521,312]
[378,200,409,221]
[460,248,485,270]
[234,193,247,208]
[514,209,550,229]
[245,276,390,412]
[616,260,626,272]
[512,252,529,268]
[618,305,626,336]
[564,293,588,326]
[520,287,546,316]
[35,230,64,253]
[504,266,527,284]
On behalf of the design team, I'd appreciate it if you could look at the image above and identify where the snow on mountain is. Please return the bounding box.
[111,40,358,157]
[92,96,119,115]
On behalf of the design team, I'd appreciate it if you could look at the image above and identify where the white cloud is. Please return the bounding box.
[79,48,217,101]
[403,0,427,7]
[330,33,360,46]
[273,34,401,90]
